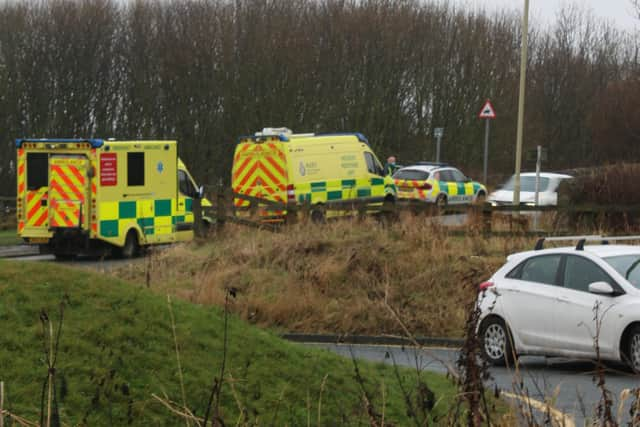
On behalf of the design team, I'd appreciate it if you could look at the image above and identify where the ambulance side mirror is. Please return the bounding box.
[197,185,205,199]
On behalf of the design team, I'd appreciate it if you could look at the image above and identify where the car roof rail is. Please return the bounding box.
[534,235,603,251]
[534,235,640,251]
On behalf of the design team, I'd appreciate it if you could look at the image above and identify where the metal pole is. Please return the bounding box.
[483,119,490,184]
[436,135,441,163]
[1,381,4,427]
[534,145,541,206]
[513,0,530,206]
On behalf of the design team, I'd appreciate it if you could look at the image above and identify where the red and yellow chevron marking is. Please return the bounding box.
[17,149,26,232]
[17,148,25,196]
[232,142,288,209]
[394,179,430,201]
[49,162,86,228]
[25,189,49,228]
[90,150,98,235]
[393,179,429,189]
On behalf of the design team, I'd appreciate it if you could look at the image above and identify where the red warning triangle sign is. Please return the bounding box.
[478,100,497,119]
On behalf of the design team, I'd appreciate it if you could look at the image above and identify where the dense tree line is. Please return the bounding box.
[0,0,638,195]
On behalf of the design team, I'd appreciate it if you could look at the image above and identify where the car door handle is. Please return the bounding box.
[556,296,571,303]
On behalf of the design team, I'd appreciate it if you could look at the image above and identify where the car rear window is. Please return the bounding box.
[506,254,562,285]
[604,254,640,288]
[393,169,429,181]
[501,176,551,192]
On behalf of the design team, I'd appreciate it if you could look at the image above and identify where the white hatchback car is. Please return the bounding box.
[478,237,640,372]
[488,172,572,206]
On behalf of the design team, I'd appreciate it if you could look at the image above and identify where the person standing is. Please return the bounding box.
[384,156,398,176]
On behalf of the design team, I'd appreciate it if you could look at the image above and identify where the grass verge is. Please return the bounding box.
[0,260,465,425]
[111,215,535,338]
[0,230,19,246]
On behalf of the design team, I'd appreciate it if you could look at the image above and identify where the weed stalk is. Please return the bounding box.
[202,287,236,426]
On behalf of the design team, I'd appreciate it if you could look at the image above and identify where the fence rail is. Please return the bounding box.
[203,187,640,235]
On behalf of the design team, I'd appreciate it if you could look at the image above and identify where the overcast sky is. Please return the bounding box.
[445,0,639,31]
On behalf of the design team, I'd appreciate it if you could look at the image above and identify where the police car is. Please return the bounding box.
[392,163,486,206]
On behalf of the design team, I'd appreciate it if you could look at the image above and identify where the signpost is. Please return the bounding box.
[478,100,496,184]
[434,127,444,162]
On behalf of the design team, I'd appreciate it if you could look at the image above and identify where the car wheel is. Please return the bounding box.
[623,325,640,373]
[435,194,447,208]
[480,317,515,366]
[474,192,486,206]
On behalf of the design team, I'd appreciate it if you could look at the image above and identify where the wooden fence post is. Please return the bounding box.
[216,185,227,231]
[482,206,492,235]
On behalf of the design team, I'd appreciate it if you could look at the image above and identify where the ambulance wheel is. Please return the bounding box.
[310,207,325,224]
[120,230,139,259]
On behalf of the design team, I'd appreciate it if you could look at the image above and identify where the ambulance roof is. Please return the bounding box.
[16,138,105,148]
[16,139,177,148]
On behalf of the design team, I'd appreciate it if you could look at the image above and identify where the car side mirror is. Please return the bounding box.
[588,281,614,295]
[197,185,205,199]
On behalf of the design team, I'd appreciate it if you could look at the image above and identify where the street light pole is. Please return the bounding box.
[513,0,530,206]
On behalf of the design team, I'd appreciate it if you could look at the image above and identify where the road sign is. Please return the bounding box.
[433,128,444,162]
[478,100,497,119]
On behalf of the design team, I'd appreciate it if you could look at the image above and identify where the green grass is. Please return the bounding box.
[0,260,461,426]
[0,229,19,246]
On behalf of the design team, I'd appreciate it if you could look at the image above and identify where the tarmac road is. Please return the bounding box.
[307,343,639,426]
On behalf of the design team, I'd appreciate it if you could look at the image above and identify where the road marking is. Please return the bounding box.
[501,391,576,427]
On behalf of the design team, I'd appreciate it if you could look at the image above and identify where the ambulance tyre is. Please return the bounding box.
[310,206,325,224]
[120,230,139,259]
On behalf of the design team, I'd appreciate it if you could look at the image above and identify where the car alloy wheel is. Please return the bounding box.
[631,333,640,372]
[484,323,506,361]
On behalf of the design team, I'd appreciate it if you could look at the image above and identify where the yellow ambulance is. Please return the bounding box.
[231,128,397,221]
[16,138,209,258]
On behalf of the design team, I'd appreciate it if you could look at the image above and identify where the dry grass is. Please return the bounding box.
[562,163,640,206]
[112,215,536,338]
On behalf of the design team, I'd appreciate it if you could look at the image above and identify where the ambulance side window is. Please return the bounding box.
[364,152,384,176]
[178,170,195,197]
[127,152,145,186]
[27,153,48,190]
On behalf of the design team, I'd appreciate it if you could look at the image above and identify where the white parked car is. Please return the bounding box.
[488,172,572,206]
[478,236,640,372]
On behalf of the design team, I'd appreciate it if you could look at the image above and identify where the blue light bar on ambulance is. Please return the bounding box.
[15,138,104,148]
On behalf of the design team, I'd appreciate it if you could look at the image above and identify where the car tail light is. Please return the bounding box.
[286,184,296,204]
[419,182,432,190]
[479,281,494,291]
